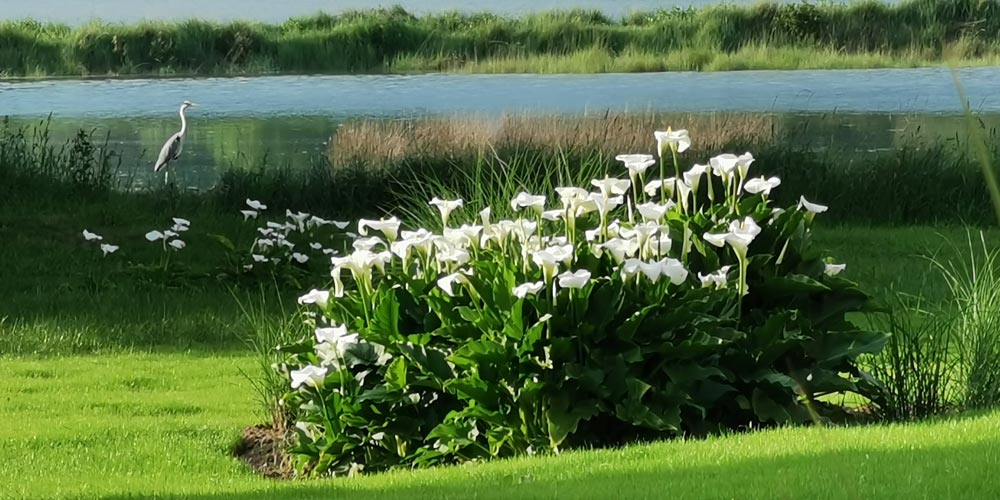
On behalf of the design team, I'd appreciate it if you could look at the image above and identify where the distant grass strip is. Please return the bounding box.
[4,0,1000,78]
[0,353,998,499]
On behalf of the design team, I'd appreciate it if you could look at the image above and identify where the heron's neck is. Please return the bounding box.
[179,107,188,136]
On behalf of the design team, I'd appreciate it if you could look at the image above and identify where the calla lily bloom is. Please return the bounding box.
[358,217,401,242]
[511,192,547,214]
[240,210,258,221]
[290,365,328,389]
[172,217,191,228]
[315,325,352,344]
[598,237,639,263]
[799,196,829,214]
[292,253,309,264]
[168,239,186,250]
[644,178,677,198]
[246,199,267,211]
[252,254,267,263]
[703,231,728,248]
[654,129,691,154]
[309,242,323,250]
[145,230,165,242]
[541,209,565,221]
[83,230,103,241]
[591,178,631,199]
[615,154,654,166]
[298,289,330,308]
[743,176,782,195]
[698,266,731,289]
[429,197,463,227]
[825,263,846,276]
[622,158,657,178]
[353,236,386,252]
[557,269,591,289]
[709,154,740,177]
[683,164,709,194]
[513,281,545,299]
[531,250,562,283]
[437,270,473,297]
[100,244,119,256]
[736,152,755,179]
[636,202,668,222]
[725,217,762,254]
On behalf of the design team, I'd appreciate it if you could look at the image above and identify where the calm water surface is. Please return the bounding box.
[1,68,995,190]
[0,0,898,24]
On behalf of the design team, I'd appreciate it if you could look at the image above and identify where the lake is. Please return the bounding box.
[2,68,995,190]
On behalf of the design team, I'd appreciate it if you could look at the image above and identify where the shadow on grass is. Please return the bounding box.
[92,438,1000,500]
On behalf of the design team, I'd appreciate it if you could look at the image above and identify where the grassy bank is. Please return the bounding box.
[3,0,1000,78]
[1,353,998,499]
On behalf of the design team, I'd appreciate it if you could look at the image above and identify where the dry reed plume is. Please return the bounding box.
[331,113,778,169]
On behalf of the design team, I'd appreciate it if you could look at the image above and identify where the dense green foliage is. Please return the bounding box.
[277,137,887,475]
[3,0,1000,77]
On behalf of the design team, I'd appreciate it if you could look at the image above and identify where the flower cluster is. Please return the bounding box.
[81,229,118,257]
[242,199,352,271]
[279,127,880,478]
[145,217,190,251]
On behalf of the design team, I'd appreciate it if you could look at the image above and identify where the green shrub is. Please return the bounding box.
[277,129,887,477]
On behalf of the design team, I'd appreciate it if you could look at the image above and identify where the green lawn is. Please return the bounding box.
[0,353,998,500]
[3,183,998,498]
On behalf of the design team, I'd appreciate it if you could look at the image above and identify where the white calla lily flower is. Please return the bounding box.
[145,230,165,242]
[298,289,330,308]
[557,269,592,289]
[510,192,547,214]
[644,177,677,198]
[290,365,328,389]
[252,254,267,263]
[709,154,740,177]
[353,236,385,252]
[825,263,847,276]
[513,281,545,299]
[799,196,829,214]
[83,229,103,241]
[683,164,709,193]
[100,244,118,256]
[636,202,668,222]
[654,128,691,154]
[703,232,728,248]
[743,176,782,195]
[246,199,267,211]
[172,217,191,228]
[437,270,473,297]
[429,197,463,227]
[699,266,731,289]
[240,210,258,221]
[168,239,186,250]
[292,253,309,264]
[591,178,631,199]
[358,217,401,242]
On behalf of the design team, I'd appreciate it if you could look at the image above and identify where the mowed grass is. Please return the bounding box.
[0,353,998,500]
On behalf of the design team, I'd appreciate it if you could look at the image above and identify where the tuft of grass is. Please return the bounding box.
[933,231,1000,410]
[5,0,1000,77]
[866,291,958,420]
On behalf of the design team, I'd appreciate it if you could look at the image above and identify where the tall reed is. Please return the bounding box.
[3,0,1000,77]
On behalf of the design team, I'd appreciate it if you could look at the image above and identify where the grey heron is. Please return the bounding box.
[153,100,198,183]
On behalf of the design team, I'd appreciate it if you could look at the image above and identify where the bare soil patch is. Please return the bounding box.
[234,424,294,479]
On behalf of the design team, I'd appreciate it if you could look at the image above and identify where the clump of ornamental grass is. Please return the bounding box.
[274,127,886,477]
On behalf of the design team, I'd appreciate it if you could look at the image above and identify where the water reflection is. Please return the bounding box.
[4,112,992,191]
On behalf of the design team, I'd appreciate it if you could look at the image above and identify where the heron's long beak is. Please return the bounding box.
[189,103,200,108]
